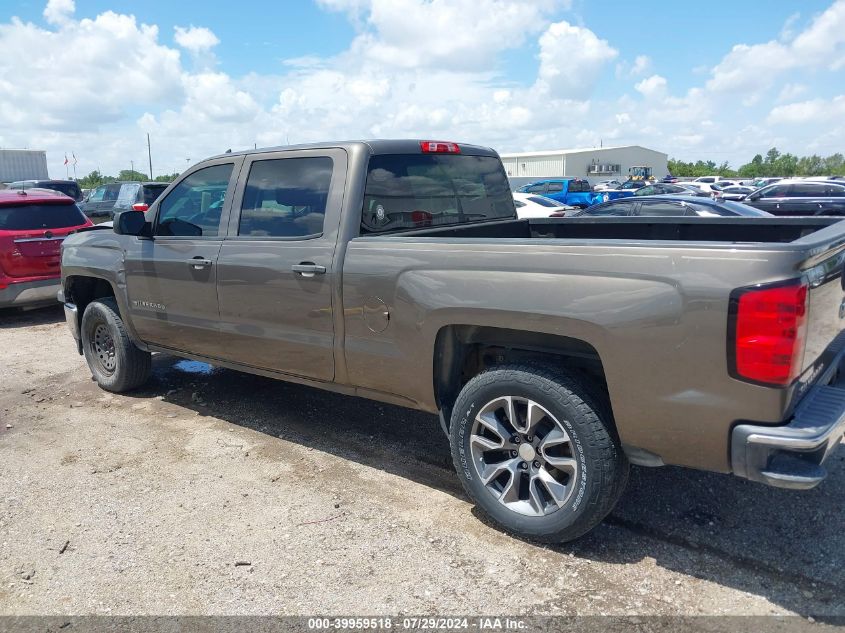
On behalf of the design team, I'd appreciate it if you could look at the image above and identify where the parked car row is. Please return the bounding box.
[516,173,845,218]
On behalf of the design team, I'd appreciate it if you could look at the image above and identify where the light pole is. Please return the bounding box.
[130,160,134,180]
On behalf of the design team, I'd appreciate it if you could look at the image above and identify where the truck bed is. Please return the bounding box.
[393,216,843,245]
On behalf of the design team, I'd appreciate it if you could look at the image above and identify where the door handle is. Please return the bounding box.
[189,257,213,269]
[292,263,327,277]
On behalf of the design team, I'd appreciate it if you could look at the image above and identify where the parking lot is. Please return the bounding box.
[0,306,843,617]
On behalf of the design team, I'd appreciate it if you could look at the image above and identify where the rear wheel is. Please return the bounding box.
[81,298,151,392]
[450,364,628,542]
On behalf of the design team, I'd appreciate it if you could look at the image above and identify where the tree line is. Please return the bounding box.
[668,148,845,178]
[77,170,180,188]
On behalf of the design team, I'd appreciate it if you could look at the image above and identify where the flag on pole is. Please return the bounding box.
[64,154,69,165]
[72,152,78,165]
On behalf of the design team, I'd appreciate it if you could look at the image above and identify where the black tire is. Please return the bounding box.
[450,364,628,543]
[81,298,151,392]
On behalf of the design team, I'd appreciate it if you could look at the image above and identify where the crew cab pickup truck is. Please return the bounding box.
[60,140,845,543]
[517,178,633,208]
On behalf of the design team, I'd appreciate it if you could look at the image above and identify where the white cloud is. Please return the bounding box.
[767,95,845,124]
[345,0,563,71]
[4,0,845,179]
[174,25,219,54]
[776,83,807,102]
[707,0,845,96]
[635,74,667,98]
[536,21,618,99]
[43,0,74,25]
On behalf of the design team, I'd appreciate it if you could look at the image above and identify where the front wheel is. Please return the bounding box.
[450,364,628,543]
[81,298,151,392]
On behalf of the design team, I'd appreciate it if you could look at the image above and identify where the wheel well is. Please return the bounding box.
[65,276,117,319]
[433,325,611,430]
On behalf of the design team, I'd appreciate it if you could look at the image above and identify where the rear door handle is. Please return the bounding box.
[292,263,327,277]
[189,258,213,269]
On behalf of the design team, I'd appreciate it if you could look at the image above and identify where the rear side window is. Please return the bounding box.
[761,184,791,198]
[239,157,333,238]
[0,203,86,230]
[636,201,691,216]
[790,183,825,197]
[825,185,845,197]
[581,201,634,216]
[362,154,514,233]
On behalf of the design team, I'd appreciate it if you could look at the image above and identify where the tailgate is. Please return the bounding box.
[797,228,845,386]
[0,235,64,278]
[802,256,845,374]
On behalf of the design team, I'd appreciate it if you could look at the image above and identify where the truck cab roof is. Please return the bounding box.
[205,139,499,163]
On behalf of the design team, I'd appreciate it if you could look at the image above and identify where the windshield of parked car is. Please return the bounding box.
[0,203,86,230]
[361,154,515,233]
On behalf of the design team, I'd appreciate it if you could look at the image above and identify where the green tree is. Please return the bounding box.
[154,173,180,183]
[118,169,149,181]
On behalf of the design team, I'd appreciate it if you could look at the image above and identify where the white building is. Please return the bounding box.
[500,145,669,187]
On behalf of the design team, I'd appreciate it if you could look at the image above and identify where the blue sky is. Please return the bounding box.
[2,0,845,177]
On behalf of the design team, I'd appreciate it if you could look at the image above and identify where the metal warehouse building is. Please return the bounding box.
[0,149,49,182]
[500,145,669,188]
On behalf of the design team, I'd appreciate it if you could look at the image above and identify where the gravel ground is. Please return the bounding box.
[0,305,843,617]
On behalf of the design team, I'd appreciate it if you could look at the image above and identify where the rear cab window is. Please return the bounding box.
[0,203,86,230]
[361,154,515,234]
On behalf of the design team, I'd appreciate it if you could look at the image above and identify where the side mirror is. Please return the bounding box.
[114,210,150,236]
[747,193,760,201]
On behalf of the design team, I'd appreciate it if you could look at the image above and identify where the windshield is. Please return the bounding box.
[0,203,86,230]
[362,154,515,233]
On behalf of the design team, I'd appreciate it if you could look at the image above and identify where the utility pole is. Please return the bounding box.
[130,160,134,179]
[147,133,153,180]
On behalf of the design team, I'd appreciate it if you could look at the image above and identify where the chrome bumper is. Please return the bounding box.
[57,288,82,353]
[732,356,845,490]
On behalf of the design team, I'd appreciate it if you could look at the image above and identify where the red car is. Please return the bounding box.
[0,188,93,309]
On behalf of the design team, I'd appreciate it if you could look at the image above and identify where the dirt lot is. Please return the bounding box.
[0,305,843,617]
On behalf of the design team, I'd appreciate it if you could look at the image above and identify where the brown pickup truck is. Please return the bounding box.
[60,140,845,542]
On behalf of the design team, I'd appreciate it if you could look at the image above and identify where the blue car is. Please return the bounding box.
[517,178,633,208]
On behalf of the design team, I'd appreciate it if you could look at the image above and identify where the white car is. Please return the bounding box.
[512,192,576,218]
[691,176,738,193]
[593,179,622,191]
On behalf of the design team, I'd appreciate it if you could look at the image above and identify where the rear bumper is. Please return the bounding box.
[0,278,61,308]
[732,355,845,490]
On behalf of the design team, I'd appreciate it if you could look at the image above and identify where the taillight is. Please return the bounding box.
[729,281,809,386]
[132,203,149,212]
[411,210,432,227]
[420,141,461,154]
